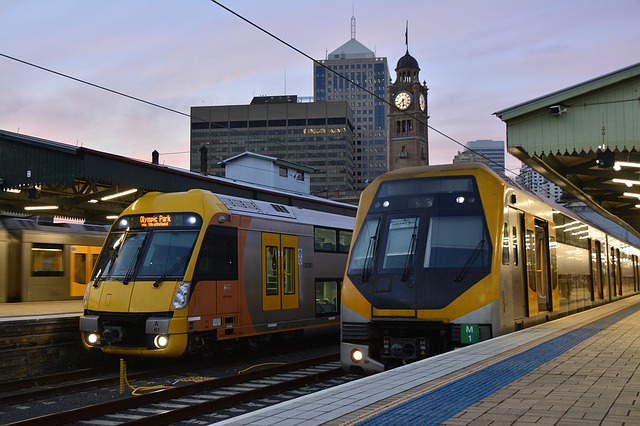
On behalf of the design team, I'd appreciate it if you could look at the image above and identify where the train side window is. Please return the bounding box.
[315,227,352,253]
[314,227,337,252]
[283,246,296,294]
[338,229,353,253]
[501,222,510,265]
[74,253,88,284]
[315,279,340,316]
[31,243,64,277]
[265,246,279,295]
[194,226,238,281]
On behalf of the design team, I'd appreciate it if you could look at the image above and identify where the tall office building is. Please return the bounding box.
[190,96,355,194]
[314,15,390,189]
[517,164,564,202]
[463,139,505,175]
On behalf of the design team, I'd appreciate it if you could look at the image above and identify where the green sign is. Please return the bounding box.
[460,324,479,344]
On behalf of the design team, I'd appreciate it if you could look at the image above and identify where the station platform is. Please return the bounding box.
[0,299,83,322]
[217,295,640,425]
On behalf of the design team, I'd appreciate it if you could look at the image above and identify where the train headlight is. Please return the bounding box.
[154,335,169,349]
[172,281,191,309]
[351,348,364,363]
[87,333,99,345]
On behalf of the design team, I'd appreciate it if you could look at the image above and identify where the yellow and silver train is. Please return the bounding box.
[80,189,354,357]
[0,217,108,302]
[341,163,640,374]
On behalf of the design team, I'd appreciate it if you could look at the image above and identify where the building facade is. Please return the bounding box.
[463,139,505,175]
[190,96,355,194]
[219,152,315,195]
[314,15,390,189]
[517,164,564,201]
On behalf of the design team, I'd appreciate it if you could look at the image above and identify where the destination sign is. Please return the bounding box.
[140,214,172,227]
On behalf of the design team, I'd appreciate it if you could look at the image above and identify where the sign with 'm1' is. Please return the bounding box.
[461,324,479,344]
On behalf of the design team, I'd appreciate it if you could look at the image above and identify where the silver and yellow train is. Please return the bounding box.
[341,163,640,374]
[0,217,108,302]
[80,189,354,357]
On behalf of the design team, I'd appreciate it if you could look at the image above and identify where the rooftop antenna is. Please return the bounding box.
[351,5,356,39]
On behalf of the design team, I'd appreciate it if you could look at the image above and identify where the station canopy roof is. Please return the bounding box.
[495,62,640,238]
[0,130,355,224]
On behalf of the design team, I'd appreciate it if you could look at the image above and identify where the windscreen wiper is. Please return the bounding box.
[401,220,419,282]
[123,234,148,285]
[153,255,189,288]
[454,239,485,282]
[360,220,381,283]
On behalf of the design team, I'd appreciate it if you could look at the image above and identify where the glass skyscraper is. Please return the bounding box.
[314,16,390,189]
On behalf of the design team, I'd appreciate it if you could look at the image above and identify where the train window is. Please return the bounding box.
[74,253,88,284]
[347,218,381,274]
[315,279,340,316]
[382,217,419,269]
[283,246,296,294]
[339,229,353,253]
[31,243,64,277]
[265,246,279,295]
[194,226,238,281]
[138,230,198,278]
[423,215,489,269]
[502,223,510,265]
[314,226,351,252]
[315,227,335,251]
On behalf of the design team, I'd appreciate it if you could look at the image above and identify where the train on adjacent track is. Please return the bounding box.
[0,217,108,302]
[80,189,355,357]
[341,163,640,374]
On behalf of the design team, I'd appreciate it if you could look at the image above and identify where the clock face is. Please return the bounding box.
[419,93,426,112]
[394,91,412,110]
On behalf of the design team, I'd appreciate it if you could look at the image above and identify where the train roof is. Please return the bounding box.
[0,216,109,235]
[218,193,354,229]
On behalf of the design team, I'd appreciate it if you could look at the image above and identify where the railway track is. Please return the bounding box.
[5,353,356,425]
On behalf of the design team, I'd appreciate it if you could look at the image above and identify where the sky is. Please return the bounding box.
[2,0,640,176]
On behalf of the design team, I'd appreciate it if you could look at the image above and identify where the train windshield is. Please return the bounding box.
[347,175,492,283]
[93,213,202,282]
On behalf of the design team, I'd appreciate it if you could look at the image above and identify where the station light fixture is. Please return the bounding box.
[24,205,59,211]
[613,161,640,171]
[101,188,138,201]
[612,178,640,187]
[596,150,615,168]
[623,192,640,200]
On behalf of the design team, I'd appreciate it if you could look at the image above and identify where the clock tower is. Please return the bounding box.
[387,41,429,171]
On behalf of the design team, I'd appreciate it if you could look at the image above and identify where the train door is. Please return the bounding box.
[507,208,526,321]
[262,233,299,311]
[69,245,101,297]
[631,254,639,293]
[523,214,557,316]
[590,240,603,300]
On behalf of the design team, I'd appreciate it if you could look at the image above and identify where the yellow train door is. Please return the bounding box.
[262,233,299,311]
[70,245,101,297]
